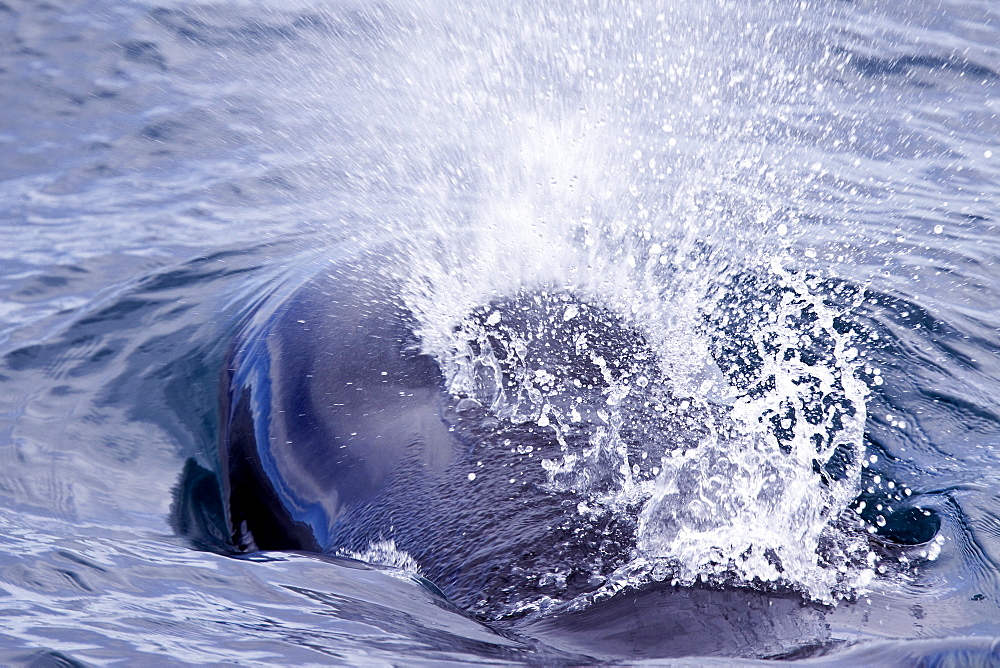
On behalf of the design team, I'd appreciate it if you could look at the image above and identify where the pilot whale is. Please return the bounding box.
[190,250,941,659]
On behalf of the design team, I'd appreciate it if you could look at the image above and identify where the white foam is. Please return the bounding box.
[385,0,873,607]
[338,540,422,576]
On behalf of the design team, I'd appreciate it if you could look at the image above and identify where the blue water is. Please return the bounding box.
[1,0,999,664]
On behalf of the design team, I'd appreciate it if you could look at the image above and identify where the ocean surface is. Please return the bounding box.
[1,0,999,664]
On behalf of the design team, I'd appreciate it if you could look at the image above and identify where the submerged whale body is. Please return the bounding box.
[192,253,944,658]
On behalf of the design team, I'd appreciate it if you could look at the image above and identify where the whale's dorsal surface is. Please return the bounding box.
[219,262,652,616]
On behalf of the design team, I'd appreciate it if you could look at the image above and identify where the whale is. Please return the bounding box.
[170,250,943,659]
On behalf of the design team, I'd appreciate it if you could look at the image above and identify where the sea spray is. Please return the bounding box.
[383,0,878,611]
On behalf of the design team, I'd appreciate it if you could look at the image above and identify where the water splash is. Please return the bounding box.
[321,0,877,608]
[339,540,423,576]
[634,260,871,603]
[407,260,871,609]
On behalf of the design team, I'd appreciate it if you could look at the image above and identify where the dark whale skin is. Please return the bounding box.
[217,258,645,617]
[219,260,447,555]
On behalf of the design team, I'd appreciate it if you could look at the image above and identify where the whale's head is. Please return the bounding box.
[167,261,942,659]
